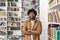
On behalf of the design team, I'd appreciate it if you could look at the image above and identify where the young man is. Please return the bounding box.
[23,9,42,40]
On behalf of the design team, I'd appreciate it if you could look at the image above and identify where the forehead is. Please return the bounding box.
[29,12,34,13]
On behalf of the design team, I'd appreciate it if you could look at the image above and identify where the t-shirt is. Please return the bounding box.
[30,21,34,40]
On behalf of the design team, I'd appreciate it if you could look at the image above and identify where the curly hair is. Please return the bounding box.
[27,9,37,16]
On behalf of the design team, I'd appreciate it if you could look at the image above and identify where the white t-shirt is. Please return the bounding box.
[30,21,34,40]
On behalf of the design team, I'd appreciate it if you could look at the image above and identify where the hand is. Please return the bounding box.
[27,30,34,32]
[27,30,35,34]
[27,30,31,32]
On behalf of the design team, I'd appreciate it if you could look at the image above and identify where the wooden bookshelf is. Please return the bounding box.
[49,0,60,9]
[48,0,60,40]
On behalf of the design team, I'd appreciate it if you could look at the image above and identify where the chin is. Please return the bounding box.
[30,18,34,19]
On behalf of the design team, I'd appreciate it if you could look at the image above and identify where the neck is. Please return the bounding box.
[30,18,35,21]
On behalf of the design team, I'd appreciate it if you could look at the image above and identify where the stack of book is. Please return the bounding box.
[48,9,60,23]
[48,24,60,40]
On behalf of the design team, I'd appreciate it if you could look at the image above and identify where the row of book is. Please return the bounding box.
[0,22,20,31]
[0,12,20,17]
[48,24,60,40]
[0,7,20,11]
[7,22,20,30]
[8,2,21,7]
[0,2,21,12]
[0,2,6,6]
[0,0,19,2]
[0,30,22,40]
[0,2,21,7]
[7,30,22,40]
[8,17,20,21]
[7,12,20,16]
[49,0,60,8]
[48,9,60,23]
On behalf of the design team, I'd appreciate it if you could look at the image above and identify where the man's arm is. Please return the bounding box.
[31,21,42,35]
[23,21,31,35]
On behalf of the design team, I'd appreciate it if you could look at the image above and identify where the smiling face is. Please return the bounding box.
[27,9,37,20]
[28,12,36,19]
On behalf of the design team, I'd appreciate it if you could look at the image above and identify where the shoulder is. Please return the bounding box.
[23,20,29,23]
[36,20,41,23]
[36,20,42,25]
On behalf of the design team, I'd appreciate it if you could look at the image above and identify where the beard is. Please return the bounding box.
[29,16,36,20]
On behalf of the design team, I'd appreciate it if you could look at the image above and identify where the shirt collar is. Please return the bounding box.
[28,18,37,22]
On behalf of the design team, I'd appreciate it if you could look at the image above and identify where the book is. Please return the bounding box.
[0,18,6,21]
[0,2,6,6]
[48,13,53,22]
[8,2,16,7]
[49,0,56,7]
[57,0,60,3]
[0,22,6,26]
[7,31,13,35]
[0,12,6,16]
[48,13,51,22]
[0,27,6,31]
[52,12,57,22]
[58,9,60,22]
[48,37,52,40]
[57,31,60,40]
[55,10,60,23]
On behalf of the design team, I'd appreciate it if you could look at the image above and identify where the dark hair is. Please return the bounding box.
[27,9,37,16]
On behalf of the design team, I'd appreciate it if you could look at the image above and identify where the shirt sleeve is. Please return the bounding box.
[23,21,27,34]
[36,21,42,35]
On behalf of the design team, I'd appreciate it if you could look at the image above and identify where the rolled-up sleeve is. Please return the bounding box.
[23,21,27,34]
[37,21,42,34]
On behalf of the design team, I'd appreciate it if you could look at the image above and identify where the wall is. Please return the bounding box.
[40,0,49,40]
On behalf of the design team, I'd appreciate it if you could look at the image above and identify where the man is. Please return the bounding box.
[23,9,42,40]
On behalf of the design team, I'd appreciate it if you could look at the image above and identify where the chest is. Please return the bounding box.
[26,22,38,30]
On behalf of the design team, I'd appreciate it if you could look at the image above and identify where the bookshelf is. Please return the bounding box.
[0,0,21,40]
[48,0,60,40]
[7,0,21,40]
[0,0,7,40]
[49,0,60,9]
[0,0,40,40]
